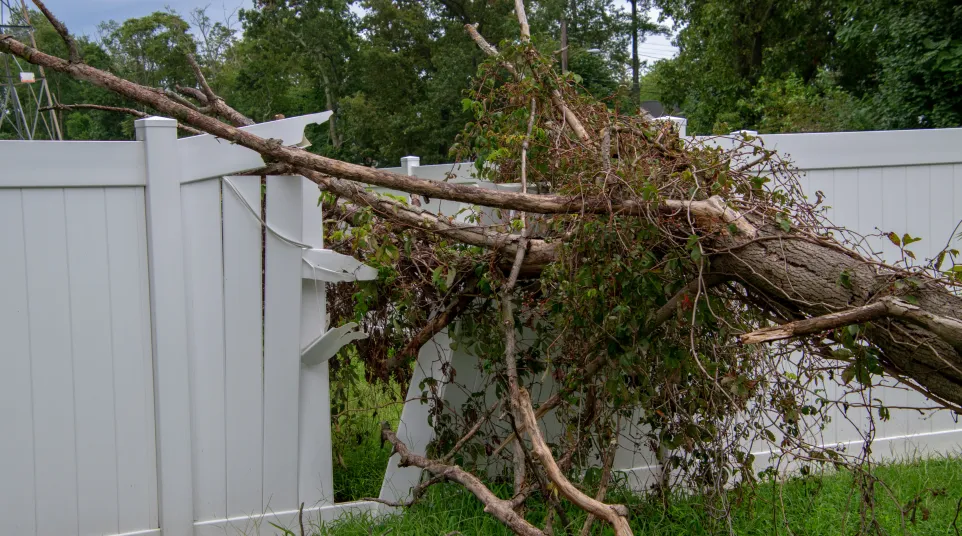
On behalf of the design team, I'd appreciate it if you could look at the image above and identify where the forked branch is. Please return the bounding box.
[518,390,633,536]
[380,423,546,536]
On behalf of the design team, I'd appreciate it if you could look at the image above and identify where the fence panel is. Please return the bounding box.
[0,112,383,536]
[0,168,158,535]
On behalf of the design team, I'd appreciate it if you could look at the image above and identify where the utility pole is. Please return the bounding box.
[631,0,640,110]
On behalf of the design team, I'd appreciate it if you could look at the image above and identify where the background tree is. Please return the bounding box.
[647,0,962,134]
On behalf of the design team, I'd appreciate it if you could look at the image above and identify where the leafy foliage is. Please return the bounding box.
[647,0,962,134]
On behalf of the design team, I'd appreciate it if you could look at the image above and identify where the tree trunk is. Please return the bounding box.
[713,228,962,408]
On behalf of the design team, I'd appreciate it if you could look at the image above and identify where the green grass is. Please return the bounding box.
[330,356,403,502]
[321,456,962,535]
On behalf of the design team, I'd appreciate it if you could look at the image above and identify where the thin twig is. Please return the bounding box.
[298,502,305,536]
[580,417,621,536]
[501,97,538,499]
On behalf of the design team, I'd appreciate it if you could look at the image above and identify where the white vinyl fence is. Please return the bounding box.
[2,112,961,534]
[380,126,962,502]
[0,113,380,536]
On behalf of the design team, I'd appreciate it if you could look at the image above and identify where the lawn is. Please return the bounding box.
[325,360,962,535]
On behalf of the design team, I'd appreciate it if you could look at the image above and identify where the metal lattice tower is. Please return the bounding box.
[1,0,61,140]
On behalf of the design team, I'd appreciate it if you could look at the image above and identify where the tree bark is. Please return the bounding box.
[714,229,962,408]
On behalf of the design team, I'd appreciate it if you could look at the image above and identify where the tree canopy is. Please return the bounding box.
[647,0,962,133]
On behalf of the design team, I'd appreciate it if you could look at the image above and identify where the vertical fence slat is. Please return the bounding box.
[298,176,333,506]
[804,169,835,223]
[222,176,265,516]
[136,184,161,530]
[263,175,304,510]
[22,189,79,536]
[954,164,962,252]
[137,116,194,534]
[926,164,962,437]
[105,187,157,532]
[65,188,121,535]
[182,179,229,521]
[0,190,37,536]
[877,166,908,442]
[901,165,935,439]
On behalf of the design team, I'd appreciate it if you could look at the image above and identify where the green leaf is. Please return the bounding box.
[887,232,901,247]
[839,269,853,289]
[445,267,457,289]
[901,233,921,246]
[841,365,856,385]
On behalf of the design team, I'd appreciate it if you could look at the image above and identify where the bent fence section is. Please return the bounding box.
[0,114,381,536]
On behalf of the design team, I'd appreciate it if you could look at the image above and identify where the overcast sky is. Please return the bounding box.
[38,0,676,59]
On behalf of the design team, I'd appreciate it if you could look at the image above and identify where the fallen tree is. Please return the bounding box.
[4,2,962,534]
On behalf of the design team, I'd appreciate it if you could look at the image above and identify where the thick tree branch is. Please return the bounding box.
[514,0,530,42]
[742,296,962,350]
[0,32,754,228]
[518,390,632,536]
[380,423,546,536]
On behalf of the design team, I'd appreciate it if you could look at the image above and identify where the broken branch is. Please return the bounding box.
[380,423,546,536]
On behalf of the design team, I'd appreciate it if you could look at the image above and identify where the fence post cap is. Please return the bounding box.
[135,116,178,128]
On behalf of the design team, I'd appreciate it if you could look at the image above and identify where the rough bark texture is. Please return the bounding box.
[714,229,962,407]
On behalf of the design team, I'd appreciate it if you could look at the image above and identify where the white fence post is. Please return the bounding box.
[658,115,687,137]
[401,155,420,175]
[137,116,194,535]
